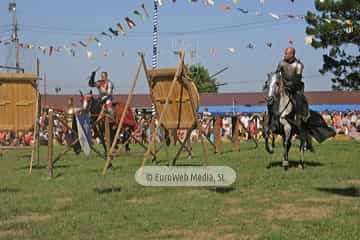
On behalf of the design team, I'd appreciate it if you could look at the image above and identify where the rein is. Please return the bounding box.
[278,98,291,118]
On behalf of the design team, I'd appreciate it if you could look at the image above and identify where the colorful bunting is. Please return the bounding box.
[101,32,112,39]
[237,8,249,14]
[268,12,280,20]
[86,50,93,59]
[116,23,126,36]
[220,4,231,11]
[125,17,136,29]
[227,47,236,53]
[108,27,119,36]
[78,41,87,47]
[141,3,149,18]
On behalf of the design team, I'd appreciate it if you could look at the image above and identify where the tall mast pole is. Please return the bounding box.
[152,0,159,69]
[151,1,159,116]
[9,0,20,72]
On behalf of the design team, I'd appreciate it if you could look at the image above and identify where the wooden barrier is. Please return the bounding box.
[213,116,222,154]
[232,116,240,152]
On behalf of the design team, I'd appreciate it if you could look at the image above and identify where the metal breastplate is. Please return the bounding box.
[281,61,299,82]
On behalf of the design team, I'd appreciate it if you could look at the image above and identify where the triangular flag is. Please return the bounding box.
[116,23,126,36]
[246,43,255,49]
[87,36,95,44]
[78,41,87,47]
[108,27,119,36]
[86,50,93,59]
[49,46,54,56]
[125,17,136,29]
[210,48,216,56]
[269,12,280,20]
[220,4,231,10]
[227,48,236,53]
[202,0,209,6]
[237,8,249,13]
[101,32,112,39]
[94,37,102,47]
[141,3,149,18]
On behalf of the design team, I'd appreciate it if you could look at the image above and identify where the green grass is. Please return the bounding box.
[0,139,359,240]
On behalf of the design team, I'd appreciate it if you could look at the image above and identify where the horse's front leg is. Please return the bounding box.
[280,117,292,170]
[299,139,305,169]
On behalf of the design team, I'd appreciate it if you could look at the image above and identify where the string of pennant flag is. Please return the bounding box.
[0,0,355,59]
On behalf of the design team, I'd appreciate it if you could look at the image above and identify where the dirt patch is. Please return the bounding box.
[346,179,360,185]
[54,197,73,210]
[223,197,242,205]
[126,196,155,204]
[303,196,353,204]
[157,227,258,240]
[264,203,332,220]
[0,230,25,238]
[0,214,51,226]
[177,189,209,197]
[220,207,245,216]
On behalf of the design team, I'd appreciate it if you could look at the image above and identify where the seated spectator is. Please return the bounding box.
[23,131,34,146]
[0,130,6,145]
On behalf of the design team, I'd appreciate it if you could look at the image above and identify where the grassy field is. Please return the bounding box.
[0,139,359,240]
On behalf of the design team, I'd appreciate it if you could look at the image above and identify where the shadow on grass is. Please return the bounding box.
[0,188,20,193]
[94,187,121,194]
[266,160,323,169]
[18,164,79,170]
[316,187,360,198]
[208,186,235,194]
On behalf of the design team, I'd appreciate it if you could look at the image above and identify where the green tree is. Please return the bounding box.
[305,0,359,90]
[188,64,218,93]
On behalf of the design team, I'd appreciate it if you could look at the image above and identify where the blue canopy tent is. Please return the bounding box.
[198,104,360,115]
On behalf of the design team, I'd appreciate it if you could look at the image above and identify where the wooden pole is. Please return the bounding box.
[47,111,54,178]
[232,116,240,152]
[29,90,40,174]
[214,116,222,154]
[102,59,142,175]
[104,117,111,168]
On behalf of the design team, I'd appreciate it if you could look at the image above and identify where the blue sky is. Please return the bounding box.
[0,0,341,94]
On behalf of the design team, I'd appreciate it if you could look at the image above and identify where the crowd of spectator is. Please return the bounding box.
[2,106,360,148]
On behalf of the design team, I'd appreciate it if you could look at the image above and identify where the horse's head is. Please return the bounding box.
[265,72,281,105]
[80,90,94,112]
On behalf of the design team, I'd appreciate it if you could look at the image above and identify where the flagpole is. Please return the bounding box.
[151,0,159,116]
[152,0,158,69]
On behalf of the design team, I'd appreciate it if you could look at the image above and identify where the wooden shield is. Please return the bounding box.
[147,68,199,129]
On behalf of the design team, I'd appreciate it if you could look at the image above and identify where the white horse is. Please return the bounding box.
[264,72,310,170]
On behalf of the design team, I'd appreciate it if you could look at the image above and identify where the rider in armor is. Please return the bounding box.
[88,71,115,119]
[276,47,310,123]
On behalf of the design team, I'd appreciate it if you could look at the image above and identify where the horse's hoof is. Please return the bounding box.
[298,164,304,169]
[188,155,192,160]
[284,166,289,171]
[266,165,271,169]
